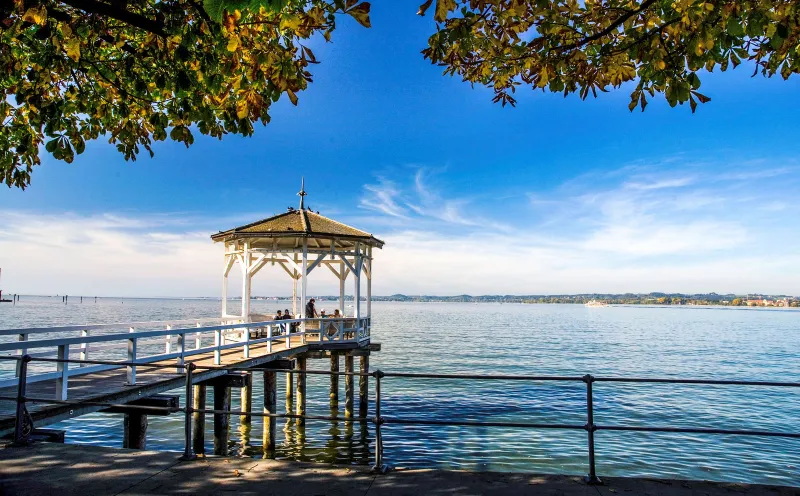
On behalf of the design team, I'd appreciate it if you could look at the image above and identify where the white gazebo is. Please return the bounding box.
[210,181,384,341]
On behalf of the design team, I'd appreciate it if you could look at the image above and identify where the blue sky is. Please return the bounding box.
[1,3,799,297]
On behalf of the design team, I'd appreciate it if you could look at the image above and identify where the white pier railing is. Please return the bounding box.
[0,317,371,399]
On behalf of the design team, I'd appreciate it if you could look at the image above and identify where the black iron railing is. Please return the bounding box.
[2,354,799,484]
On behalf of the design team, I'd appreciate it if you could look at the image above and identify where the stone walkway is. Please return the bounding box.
[1,443,797,496]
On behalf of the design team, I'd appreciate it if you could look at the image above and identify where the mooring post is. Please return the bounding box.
[359,355,369,418]
[240,371,253,425]
[192,383,206,455]
[213,383,231,456]
[285,369,293,403]
[263,370,277,456]
[123,412,148,450]
[330,353,339,409]
[295,356,307,426]
[344,354,354,419]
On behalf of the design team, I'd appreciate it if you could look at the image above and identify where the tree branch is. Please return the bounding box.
[557,0,657,51]
[59,0,166,36]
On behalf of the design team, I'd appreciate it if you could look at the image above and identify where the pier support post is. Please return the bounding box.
[240,372,253,425]
[359,355,369,418]
[330,353,339,409]
[213,384,230,456]
[295,356,307,426]
[263,370,277,455]
[192,384,206,455]
[285,370,293,403]
[344,354,354,420]
[123,413,147,450]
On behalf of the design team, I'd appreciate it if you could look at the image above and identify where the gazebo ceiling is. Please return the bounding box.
[211,208,384,248]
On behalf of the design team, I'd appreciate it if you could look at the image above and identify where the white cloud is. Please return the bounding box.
[1,160,798,297]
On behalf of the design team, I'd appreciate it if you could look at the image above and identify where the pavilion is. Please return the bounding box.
[210,180,384,339]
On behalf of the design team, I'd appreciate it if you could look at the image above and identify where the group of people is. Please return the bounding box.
[271,299,343,334]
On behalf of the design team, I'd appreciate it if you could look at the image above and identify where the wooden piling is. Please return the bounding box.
[330,353,339,409]
[295,356,307,426]
[192,384,206,455]
[123,412,147,449]
[359,355,369,417]
[262,370,277,455]
[240,372,253,425]
[213,384,230,455]
[344,354,354,419]
[285,371,293,402]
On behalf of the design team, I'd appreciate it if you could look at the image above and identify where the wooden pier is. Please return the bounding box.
[0,319,380,455]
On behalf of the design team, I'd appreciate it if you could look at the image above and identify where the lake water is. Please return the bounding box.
[1,297,799,486]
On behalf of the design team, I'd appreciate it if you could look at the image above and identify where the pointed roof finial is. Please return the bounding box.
[298,177,307,210]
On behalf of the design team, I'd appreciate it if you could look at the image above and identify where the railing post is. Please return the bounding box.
[267,325,273,353]
[165,325,172,354]
[14,354,32,445]
[15,333,27,377]
[214,328,222,365]
[301,318,306,345]
[177,330,185,374]
[583,374,602,485]
[181,362,196,460]
[79,329,89,366]
[55,344,69,400]
[243,324,250,359]
[127,327,137,385]
[286,322,292,350]
[371,369,387,473]
[195,322,202,350]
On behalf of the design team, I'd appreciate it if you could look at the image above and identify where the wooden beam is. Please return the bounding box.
[326,263,341,280]
[338,255,355,275]
[100,394,179,416]
[305,253,326,276]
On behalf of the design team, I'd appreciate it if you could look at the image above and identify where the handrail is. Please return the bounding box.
[0,318,223,337]
[0,317,365,352]
[6,355,799,484]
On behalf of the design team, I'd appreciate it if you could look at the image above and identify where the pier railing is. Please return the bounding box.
[0,317,371,397]
[2,354,799,484]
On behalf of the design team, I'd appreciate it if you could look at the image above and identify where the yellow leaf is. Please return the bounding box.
[286,89,298,106]
[227,36,240,52]
[65,38,80,62]
[280,14,302,32]
[61,24,72,38]
[236,99,248,119]
[434,0,456,22]
[22,5,47,25]
[347,3,371,28]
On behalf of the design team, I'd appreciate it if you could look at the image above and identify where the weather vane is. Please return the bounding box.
[297,177,307,210]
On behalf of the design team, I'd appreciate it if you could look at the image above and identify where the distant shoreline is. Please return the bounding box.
[7,293,798,308]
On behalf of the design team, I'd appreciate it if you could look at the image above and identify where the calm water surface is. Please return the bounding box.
[1,297,798,486]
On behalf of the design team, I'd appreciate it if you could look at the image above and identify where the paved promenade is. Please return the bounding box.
[1,443,797,495]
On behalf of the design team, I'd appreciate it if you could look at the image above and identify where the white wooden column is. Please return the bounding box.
[353,243,361,319]
[300,238,308,333]
[221,244,229,318]
[366,246,372,318]
[339,259,346,316]
[292,254,298,317]
[241,241,251,322]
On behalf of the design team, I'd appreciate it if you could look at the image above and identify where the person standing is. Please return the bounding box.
[305,298,318,318]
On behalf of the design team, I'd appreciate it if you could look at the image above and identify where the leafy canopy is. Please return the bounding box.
[2,0,799,190]
[418,0,800,109]
[0,0,370,188]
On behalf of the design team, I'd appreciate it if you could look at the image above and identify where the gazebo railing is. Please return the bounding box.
[0,317,371,399]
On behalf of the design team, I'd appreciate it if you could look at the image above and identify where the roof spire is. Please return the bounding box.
[298,177,307,210]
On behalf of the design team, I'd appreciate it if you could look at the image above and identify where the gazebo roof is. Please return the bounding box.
[211,208,384,247]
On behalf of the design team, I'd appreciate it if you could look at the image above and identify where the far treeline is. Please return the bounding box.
[367,293,799,307]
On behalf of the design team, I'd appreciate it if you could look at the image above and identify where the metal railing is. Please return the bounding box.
[2,354,799,484]
[0,317,371,397]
